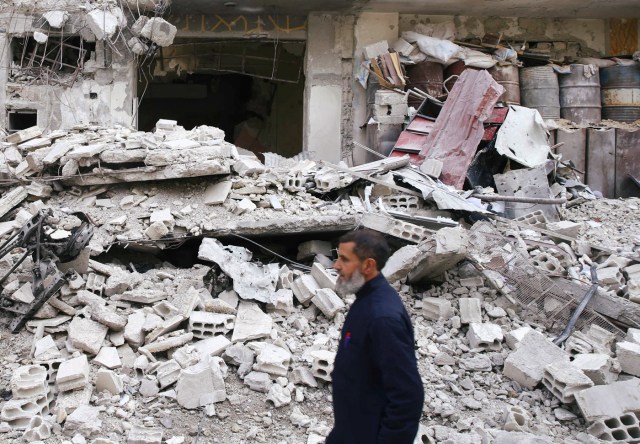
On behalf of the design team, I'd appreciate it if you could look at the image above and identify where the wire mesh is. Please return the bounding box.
[468,221,624,339]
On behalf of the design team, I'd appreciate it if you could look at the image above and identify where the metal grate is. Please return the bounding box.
[468,221,624,339]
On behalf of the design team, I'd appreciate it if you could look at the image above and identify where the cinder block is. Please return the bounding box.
[515,210,548,227]
[381,194,421,210]
[373,103,409,117]
[375,90,407,106]
[127,425,163,444]
[503,330,569,389]
[617,341,640,377]
[290,274,320,305]
[459,276,484,288]
[546,220,582,238]
[574,377,640,422]
[597,267,626,291]
[467,323,503,351]
[542,362,594,404]
[22,414,52,441]
[310,263,337,291]
[253,344,291,377]
[297,240,332,261]
[531,251,564,274]
[11,365,48,399]
[423,297,453,321]
[188,311,235,338]
[503,405,531,432]
[571,353,620,385]
[310,350,335,382]
[284,174,306,191]
[311,288,345,319]
[277,265,295,290]
[361,212,430,243]
[459,298,482,324]
[56,355,90,392]
[0,391,55,430]
[587,411,640,443]
[33,358,64,384]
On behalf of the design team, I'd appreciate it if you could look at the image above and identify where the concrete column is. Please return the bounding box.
[352,12,399,165]
[303,13,343,163]
[0,33,9,131]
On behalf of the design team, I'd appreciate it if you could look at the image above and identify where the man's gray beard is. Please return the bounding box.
[335,269,366,298]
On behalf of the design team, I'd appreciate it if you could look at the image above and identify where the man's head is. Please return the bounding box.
[334,229,390,297]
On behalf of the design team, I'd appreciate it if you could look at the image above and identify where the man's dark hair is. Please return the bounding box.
[338,229,390,271]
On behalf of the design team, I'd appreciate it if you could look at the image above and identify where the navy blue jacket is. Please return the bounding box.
[327,273,424,444]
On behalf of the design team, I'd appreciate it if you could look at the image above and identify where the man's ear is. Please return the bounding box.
[363,257,377,274]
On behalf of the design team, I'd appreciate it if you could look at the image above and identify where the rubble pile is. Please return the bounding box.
[0,118,640,444]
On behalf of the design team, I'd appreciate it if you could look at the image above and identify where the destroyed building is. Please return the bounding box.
[0,1,640,444]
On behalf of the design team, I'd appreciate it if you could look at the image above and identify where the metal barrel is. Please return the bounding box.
[520,66,561,119]
[489,64,520,106]
[558,64,601,123]
[600,64,640,122]
[405,61,443,108]
[443,60,480,93]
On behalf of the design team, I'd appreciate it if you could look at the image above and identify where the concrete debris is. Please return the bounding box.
[0,103,638,444]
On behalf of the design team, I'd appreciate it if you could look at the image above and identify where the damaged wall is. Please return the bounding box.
[399,15,609,57]
[303,13,352,163]
[0,10,137,132]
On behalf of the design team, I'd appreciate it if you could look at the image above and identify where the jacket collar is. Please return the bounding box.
[355,273,387,299]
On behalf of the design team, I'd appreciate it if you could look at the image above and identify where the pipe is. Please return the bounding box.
[553,265,599,346]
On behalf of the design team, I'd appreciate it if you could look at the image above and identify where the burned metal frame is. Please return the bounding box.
[0,209,94,333]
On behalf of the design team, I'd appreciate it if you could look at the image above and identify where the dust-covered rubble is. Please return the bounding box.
[1,121,640,443]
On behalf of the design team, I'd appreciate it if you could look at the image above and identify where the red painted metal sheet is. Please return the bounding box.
[483,126,499,141]
[394,131,428,152]
[419,70,505,189]
[406,117,435,134]
[486,107,509,124]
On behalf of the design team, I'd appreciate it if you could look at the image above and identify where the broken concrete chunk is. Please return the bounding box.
[63,405,102,437]
[56,355,90,392]
[86,9,120,40]
[243,371,272,393]
[198,238,279,303]
[93,347,122,370]
[233,156,266,176]
[176,358,226,408]
[575,378,640,422]
[192,335,231,358]
[140,17,177,47]
[43,10,68,28]
[253,344,291,377]
[616,341,640,377]
[231,302,272,343]
[503,330,569,389]
[95,369,123,395]
[67,317,108,355]
[5,126,42,144]
[311,288,345,319]
[467,323,503,351]
[204,180,232,205]
[127,425,163,444]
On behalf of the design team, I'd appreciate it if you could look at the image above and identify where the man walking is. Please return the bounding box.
[327,229,424,444]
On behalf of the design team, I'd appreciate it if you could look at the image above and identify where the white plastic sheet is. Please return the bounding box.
[495,106,550,168]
